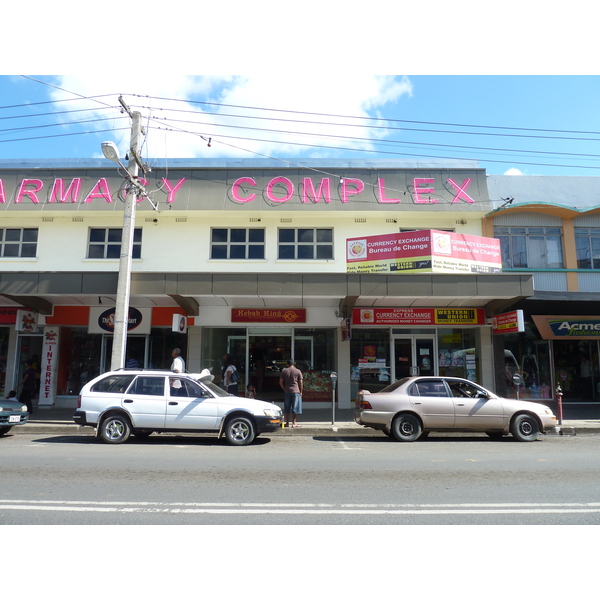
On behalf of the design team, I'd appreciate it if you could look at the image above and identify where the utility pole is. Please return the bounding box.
[110,97,144,371]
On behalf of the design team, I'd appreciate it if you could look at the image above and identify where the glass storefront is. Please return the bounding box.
[202,327,336,402]
[0,326,9,396]
[350,327,482,399]
[56,327,187,396]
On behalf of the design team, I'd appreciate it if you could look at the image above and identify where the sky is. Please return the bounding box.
[1,74,598,178]
[1,4,598,180]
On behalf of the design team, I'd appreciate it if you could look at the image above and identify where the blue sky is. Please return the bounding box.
[0,74,598,177]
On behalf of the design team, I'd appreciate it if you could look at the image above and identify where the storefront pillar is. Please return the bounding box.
[337,334,352,409]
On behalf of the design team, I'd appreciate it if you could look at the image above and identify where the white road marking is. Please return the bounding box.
[1,499,599,515]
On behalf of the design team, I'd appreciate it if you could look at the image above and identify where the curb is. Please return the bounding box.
[9,423,600,438]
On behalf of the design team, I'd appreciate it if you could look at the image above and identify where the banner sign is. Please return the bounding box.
[532,315,600,339]
[16,310,38,332]
[0,308,18,324]
[232,308,306,323]
[39,327,59,407]
[492,310,525,334]
[88,307,151,334]
[346,229,502,274]
[353,307,486,326]
[172,314,188,333]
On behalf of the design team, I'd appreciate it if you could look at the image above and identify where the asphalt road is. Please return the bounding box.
[2,431,600,526]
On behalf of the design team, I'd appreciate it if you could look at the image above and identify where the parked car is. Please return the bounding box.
[73,369,282,445]
[0,395,29,436]
[354,376,557,442]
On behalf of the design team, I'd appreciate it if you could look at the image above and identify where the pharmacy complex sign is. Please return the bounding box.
[0,168,490,211]
[346,230,502,274]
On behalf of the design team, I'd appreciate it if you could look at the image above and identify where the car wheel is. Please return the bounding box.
[510,414,540,442]
[100,414,132,444]
[224,416,256,446]
[0,426,12,437]
[391,414,422,442]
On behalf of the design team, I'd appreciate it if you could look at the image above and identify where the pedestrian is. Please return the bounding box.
[171,348,185,373]
[279,358,303,427]
[222,353,240,396]
[246,383,256,398]
[13,360,37,415]
[126,353,140,369]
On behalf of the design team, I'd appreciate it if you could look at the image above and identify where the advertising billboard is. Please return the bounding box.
[346,229,502,274]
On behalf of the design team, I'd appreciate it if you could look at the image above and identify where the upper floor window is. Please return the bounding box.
[575,227,600,269]
[0,228,38,257]
[278,228,333,260]
[210,228,265,259]
[87,228,142,259]
[494,226,563,269]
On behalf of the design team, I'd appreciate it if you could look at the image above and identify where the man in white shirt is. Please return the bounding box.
[171,348,185,373]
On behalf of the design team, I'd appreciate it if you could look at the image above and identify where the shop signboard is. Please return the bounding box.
[532,315,600,339]
[346,229,502,274]
[492,310,525,334]
[88,307,151,334]
[16,310,38,332]
[39,327,59,407]
[353,307,486,326]
[231,308,306,323]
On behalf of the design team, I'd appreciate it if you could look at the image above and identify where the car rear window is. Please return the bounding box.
[91,375,136,394]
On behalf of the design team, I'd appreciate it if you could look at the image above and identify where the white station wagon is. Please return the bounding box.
[73,369,282,445]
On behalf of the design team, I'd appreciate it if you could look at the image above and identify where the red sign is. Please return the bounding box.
[0,308,18,324]
[492,310,524,334]
[231,308,306,323]
[353,307,486,326]
[346,230,502,274]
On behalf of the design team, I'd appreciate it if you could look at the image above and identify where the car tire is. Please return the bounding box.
[99,414,132,444]
[0,426,12,437]
[391,414,422,442]
[224,416,256,446]
[510,414,540,442]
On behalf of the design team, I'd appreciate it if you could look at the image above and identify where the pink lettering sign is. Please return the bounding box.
[0,179,5,203]
[49,178,82,203]
[231,177,257,203]
[448,178,475,204]
[413,178,437,204]
[266,177,294,203]
[16,179,43,204]
[377,178,401,204]
[302,177,331,203]
[84,178,113,203]
[162,178,187,203]
[340,178,364,204]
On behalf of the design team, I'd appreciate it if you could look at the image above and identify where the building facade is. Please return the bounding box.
[1,158,596,411]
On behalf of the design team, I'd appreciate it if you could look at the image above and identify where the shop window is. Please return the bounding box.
[494,226,563,269]
[210,228,265,259]
[0,228,38,257]
[87,228,142,259]
[278,228,333,260]
[575,228,600,269]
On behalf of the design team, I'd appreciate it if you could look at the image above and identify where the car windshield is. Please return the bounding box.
[197,377,232,397]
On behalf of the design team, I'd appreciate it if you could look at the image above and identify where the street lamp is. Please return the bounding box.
[101,107,143,371]
[330,371,338,425]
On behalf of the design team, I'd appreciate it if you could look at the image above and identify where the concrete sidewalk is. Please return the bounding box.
[12,403,600,437]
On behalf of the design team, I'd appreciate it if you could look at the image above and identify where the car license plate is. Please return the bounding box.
[9,415,20,423]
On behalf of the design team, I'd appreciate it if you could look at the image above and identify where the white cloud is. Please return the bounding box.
[503,168,524,176]
[50,75,413,160]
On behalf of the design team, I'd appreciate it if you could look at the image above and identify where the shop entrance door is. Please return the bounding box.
[392,336,436,380]
[101,335,148,372]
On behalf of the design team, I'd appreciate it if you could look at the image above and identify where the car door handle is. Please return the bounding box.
[457,402,465,406]
[124,399,133,403]
[168,401,178,405]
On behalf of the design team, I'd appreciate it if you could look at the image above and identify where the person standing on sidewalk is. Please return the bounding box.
[279,359,303,428]
[13,360,37,415]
